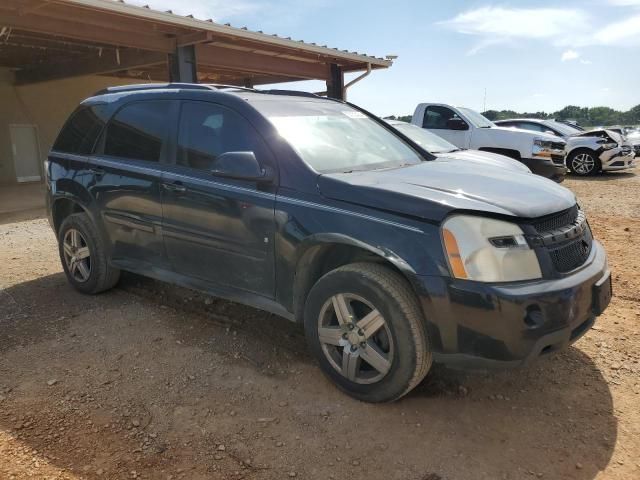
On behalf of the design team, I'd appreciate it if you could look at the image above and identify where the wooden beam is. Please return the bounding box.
[196,44,330,80]
[177,31,214,47]
[15,48,166,84]
[1,12,176,52]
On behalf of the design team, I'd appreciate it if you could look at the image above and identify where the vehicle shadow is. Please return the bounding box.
[0,273,617,480]
[567,171,636,181]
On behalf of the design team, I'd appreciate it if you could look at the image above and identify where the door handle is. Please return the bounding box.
[90,167,105,177]
[162,182,187,193]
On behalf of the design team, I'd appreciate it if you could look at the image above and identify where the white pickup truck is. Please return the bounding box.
[411,104,568,182]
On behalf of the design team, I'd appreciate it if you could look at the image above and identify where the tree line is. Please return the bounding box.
[388,104,640,127]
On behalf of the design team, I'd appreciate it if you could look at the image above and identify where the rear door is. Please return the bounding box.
[161,100,276,297]
[89,99,177,271]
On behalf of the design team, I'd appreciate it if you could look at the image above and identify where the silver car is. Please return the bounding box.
[495,119,636,176]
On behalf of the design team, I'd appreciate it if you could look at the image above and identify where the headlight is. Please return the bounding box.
[533,139,553,148]
[597,140,618,150]
[532,138,564,159]
[442,215,542,282]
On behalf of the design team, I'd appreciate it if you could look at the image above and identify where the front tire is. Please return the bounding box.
[304,263,431,403]
[567,149,601,176]
[58,213,120,294]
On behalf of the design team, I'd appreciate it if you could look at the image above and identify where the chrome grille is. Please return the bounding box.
[530,205,592,273]
[549,228,593,273]
[532,205,579,233]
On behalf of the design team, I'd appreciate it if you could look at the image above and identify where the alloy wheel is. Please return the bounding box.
[63,228,91,283]
[317,293,394,384]
[571,153,596,175]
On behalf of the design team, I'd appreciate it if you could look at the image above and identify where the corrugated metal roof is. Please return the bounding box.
[61,0,393,68]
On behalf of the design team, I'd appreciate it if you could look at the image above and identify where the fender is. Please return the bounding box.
[288,233,423,322]
[50,178,110,250]
[295,233,417,277]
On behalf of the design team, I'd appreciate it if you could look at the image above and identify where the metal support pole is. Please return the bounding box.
[326,63,344,100]
[168,45,197,83]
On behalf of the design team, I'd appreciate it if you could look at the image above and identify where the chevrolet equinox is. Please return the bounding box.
[46,84,612,402]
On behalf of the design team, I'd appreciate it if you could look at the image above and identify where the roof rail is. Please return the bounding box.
[204,83,257,92]
[94,83,215,95]
[258,89,320,98]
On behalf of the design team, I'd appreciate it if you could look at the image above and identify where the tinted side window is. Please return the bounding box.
[423,106,461,129]
[104,101,171,162]
[515,122,546,133]
[177,101,266,171]
[53,105,109,154]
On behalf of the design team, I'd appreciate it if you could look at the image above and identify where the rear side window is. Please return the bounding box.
[515,122,546,133]
[177,101,268,171]
[53,105,109,154]
[104,101,171,162]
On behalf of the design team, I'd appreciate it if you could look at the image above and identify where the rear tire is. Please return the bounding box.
[304,263,431,403]
[567,149,601,176]
[58,213,120,294]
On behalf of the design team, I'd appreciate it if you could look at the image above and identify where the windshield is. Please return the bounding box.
[548,121,582,136]
[260,101,423,173]
[458,107,494,128]
[393,123,458,153]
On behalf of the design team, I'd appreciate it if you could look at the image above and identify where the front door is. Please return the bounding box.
[161,100,276,297]
[422,106,471,148]
[10,125,41,182]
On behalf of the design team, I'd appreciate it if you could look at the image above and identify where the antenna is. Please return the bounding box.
[483,88,487,112]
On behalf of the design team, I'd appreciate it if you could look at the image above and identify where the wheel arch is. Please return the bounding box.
[291,234,419,323]
[52,197,90,234]
[566,147,601,173]
[566,146,598,158]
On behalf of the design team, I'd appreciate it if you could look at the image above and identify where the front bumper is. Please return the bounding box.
[521,157,567,183]
[600,147,636,171]
[415,240,610,369]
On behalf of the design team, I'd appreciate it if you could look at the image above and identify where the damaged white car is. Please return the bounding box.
[495,119,636,176]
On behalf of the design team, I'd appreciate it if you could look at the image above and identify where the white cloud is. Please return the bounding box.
[440,5,640,54]
[593,14,640,46]
[439,6,590,54]
[606,0,640,6]
[580,59,593,64]
[561,49,580,61]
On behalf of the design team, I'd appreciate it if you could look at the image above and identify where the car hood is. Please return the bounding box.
[488,125,562,142]
[318,158,575,223]
[435,149,531,173]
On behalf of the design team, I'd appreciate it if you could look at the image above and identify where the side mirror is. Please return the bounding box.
[210,151,272,182]
[446,118,469,131]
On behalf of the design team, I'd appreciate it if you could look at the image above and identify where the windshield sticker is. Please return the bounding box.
[342,111,367,119]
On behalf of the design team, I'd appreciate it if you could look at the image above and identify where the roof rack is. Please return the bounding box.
[94,83,216,95]
[204,83,257,92]
[257,89,320,98]
[93,83,323,100]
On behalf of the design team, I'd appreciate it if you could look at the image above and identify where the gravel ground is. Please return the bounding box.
[0,172,639,480]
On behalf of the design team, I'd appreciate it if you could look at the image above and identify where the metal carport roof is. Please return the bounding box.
[0,0,393,97]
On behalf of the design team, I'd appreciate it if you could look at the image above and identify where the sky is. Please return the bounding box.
[128,0,640,117]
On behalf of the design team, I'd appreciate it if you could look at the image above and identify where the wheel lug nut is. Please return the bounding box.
[350,345,357,352]
[360,342,366,348]
[342,333,348,339]
[348,324,354,330]
[358,329,364,336]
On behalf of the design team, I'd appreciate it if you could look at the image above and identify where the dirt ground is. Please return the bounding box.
[1,172,639,480]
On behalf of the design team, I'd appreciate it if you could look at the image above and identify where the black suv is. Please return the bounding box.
[46,84,612,402]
